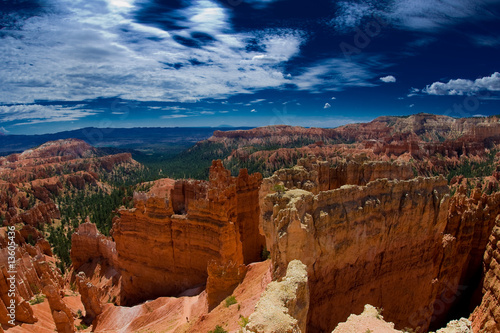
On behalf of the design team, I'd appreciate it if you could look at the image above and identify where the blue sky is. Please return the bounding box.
[1,0,500,134]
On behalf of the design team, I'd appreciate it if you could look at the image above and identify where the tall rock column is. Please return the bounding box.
[41,273,75,333]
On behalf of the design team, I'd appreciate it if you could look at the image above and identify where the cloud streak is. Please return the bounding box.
[331,0,498,32]
[0,104,98,125]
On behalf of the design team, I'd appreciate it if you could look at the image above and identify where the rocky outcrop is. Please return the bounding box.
[71,222,117,270]
[206,260,247,310]
[41,272,75,333]
[75,271,102,329]
[6,202,60,227]
[434,318,473,333]
[244,260,309,333]
[0,226,65,327]
[332,304,402,333]
[262,174,452,332]
[470,216,500,332]
[111,161,264,306]
[262,156,414,196]
[261,154,500,333]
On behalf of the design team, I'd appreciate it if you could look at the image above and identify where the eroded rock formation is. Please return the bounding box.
[470,215,500,332]
[0,138,137,229]
[71,222,117,270]
[0,226,65,327]
[111,160,263,306]
[261,156,500,332]
[75,271,102,329]
[41,272,75,333]
[244,259,309,333]
[262,175,450,332]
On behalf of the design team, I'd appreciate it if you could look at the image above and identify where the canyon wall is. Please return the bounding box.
[262,176,451,332]
[470,215,500,332]
[262,156,414,196]
[261,158,500,332]
[111,160,264,306]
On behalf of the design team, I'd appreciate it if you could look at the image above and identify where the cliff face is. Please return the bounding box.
[261,156,414,196]
[111,161,264,306]
[262,176,450,332]
[431,186,500,327]
[71,222,117,271]
[470,216,500,332]
[261,157,500,332]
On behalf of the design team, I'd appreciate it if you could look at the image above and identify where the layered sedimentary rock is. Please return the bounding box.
[0,139,137,232]
[111,161,263,306]
[427,185,500,328]
[203,114,500,179]
[262,156,414,196]
[71,222,117,270]
[75,272,102,329]
[41,272,75,333]
[261,155,500,332]
[244,260,309,333]
[6,202,60,227]
[0,226,65,327]
[262,176,450,332]
[470,216,500,332]
[206,260,247,310]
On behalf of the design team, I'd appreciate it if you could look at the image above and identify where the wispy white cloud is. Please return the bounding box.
[249,98,266,104]
[407,87,420,97]
[161,114,191,119]
[324,103,331,109]
[161,106,188,111]
[250,109,257,112]
[424,72,500,95]
[0,104,98,125]
[331,0,497,32]
[0,0,305,106]
[470,35,500,47]
[293,57,381,92]
[380,75,396,83]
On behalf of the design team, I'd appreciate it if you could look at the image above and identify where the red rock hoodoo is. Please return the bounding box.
[111,160,264,306]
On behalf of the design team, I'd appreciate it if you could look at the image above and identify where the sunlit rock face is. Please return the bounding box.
[261,157,499,333]
[111,160,264,306]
